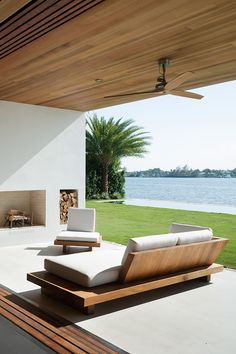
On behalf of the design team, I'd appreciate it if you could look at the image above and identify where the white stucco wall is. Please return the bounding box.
[0,100,85,246]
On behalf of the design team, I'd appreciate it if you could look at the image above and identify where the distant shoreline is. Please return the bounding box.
[124,198,236,215]
[126,167,236,178]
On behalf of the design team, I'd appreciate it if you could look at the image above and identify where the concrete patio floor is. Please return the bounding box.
[0,235,235,354]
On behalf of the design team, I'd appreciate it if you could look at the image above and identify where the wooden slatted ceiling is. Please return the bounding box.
[1,0,236,111]
[0,0,105,59]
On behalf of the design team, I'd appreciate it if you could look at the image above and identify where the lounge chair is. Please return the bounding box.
[27,223,228,314]
[54,208,101,253]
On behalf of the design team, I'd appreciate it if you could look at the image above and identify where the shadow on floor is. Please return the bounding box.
[24,245,92,256]
[19,279,211,323]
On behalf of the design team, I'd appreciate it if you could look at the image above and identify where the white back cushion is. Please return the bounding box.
[170,223,212,234]
[122,233,178,265]
[177,229,213,245]
[67,208,96,232]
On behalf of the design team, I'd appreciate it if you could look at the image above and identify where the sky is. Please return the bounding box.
[90,80,236,172]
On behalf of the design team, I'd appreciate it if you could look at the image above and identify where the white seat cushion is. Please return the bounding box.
[177,229,213,245]
[122,233,178,265]
[56,230,100,242]
[45,250,125,287]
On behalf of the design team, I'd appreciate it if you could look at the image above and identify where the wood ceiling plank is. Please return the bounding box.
[1,0,44,30]
[0,0,32,22]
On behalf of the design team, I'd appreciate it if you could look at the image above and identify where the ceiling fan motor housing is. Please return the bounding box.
[156,73,167,89]
[158,58,171,67]
[155,79,166,90]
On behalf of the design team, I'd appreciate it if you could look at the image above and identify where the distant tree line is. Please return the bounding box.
[126,165,236,178]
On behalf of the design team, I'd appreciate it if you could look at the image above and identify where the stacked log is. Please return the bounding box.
[60,191,78,224]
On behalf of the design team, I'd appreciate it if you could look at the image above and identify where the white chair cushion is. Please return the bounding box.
[122,233,178,265]
[45,250,125,287]
[170,223,212,234]
[177,229,213,245]
[67,208,96,232]
[56,230,100,242]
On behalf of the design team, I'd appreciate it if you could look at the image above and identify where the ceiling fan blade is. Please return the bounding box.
[104,89,163,98]
[170,90,204,100]
[165,72,194,91]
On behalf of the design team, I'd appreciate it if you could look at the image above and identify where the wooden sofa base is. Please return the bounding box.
[27,263,223,315]
[54,239,101,253]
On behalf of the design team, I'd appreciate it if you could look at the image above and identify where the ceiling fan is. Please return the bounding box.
[104,58,203,100]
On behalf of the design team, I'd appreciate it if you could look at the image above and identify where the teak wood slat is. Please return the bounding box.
[120,237,228,283]
[1,0,236,111]
[0,286,125,353]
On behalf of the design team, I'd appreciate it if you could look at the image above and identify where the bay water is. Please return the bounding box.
[125,177,236,214]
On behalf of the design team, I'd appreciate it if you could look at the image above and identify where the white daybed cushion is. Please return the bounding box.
[122,233,178,265]
[56,230,100,242]
[45,249,125,287]
[177,229,213,245]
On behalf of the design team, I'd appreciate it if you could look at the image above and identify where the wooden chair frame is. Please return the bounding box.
[54,238,101,253]
[27,237,228,314]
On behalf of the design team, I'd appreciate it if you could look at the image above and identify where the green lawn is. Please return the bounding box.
[86,200,236,269]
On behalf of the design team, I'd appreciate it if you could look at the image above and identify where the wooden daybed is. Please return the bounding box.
[27,226,228,315]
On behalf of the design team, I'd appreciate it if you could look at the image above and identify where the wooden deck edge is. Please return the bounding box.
[0,285,126,354]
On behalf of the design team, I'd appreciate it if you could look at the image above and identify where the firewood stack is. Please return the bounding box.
[60,191,78,224]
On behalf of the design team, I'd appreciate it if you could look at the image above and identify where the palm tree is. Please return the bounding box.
[86,114,150,194]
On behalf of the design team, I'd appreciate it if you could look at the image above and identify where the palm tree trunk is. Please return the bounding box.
[101,162,109,194]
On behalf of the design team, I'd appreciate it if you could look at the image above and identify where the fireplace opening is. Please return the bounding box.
[60,189,78,224]
[0,190,46,229]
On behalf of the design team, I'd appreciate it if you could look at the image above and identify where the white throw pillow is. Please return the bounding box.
[122,233,178,265]
[177,229,213,245]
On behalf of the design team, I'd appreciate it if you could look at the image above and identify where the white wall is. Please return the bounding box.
[0,100,85,246]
